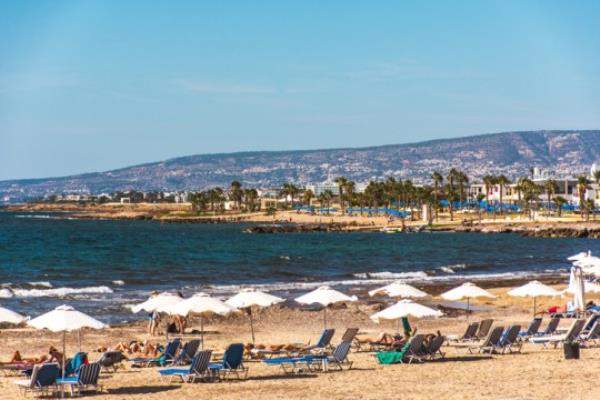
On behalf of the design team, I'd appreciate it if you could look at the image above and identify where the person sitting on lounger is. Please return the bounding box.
[48,347,66,368]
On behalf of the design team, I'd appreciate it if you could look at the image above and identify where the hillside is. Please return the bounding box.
[2,130,599,202]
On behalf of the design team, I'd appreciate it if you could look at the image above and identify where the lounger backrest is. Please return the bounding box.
[544,318,560,335]
[332,341,351,362]
[408,334,425,355]
[584,314,599,332]
[463,322,479,339]
[223,343,244,369]
[427,336,445,354]
[317,329,335,347]
[527,318,543,335]
[566,319,586,341]
[78,363,101,385]
[26,364,41,389]
[190,350,212,375]
[483,326,504,347]
[341,328,359,342]
[180,340,201,361]
[477,319,494,338]
[97,351,125,367]
[164,339,181,360]
[587,321,600,339]
[36,363,59,388]
[505,325,521,344]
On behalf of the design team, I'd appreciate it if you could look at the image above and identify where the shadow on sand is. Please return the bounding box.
[106,385,179,395]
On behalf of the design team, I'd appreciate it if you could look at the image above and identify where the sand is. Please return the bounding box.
[1,286,599,399]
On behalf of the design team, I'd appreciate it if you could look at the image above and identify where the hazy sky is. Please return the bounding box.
[1,1,600,180]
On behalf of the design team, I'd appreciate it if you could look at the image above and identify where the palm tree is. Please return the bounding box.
[592,169,600,219]
[577,176,591,221]
[543,180,558,217]
[243,188,258,212]
[318,190,334,214]
[553,196,567,217]
[521,179,540,220]
[446,169,459,221]
[230,181,243,210]
[279,183,299,209]
[334,177,348,213]
[431,171,443,221]
[302,189,314,208]
[457,171,469,210]
[495,175,510,216]
[515,177,526,215]
[344,180,356,212]
[482,175,496,218]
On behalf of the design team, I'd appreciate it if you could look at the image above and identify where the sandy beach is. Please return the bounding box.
[1,286,599,400]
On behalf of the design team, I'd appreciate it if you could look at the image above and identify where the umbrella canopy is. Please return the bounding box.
[226,288,284,309]
[563,281,600,294]
[507,281,560,317]
[226,288,284,344]
[131,292,183,313]
[0,306,26,324]
[368,282,428,298]
[440,282,495,319]
[370,299,442,323]
[575,257,600,270]
[295,286,357,306]
[28,305,107,332]
[567,251,592,261]
[295,286,357,328]
[569,266,586,313]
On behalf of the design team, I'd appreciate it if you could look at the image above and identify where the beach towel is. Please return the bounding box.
[376,342,411,365]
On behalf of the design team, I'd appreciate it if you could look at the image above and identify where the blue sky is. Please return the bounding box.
[1,1,600,180]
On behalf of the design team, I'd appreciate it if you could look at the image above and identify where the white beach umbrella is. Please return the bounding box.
[440,282,496,319]
[507,281,561,316]
[0,306,26,324]
[567,250,592,261]
[368,281,428,298]
[28,305,107,396]
[295,286,357,328]
[226,288,284,343]
[569,266,586,313]
[563,281,600,294]
[131,292,184,313]
[162,293,237,349]
[370,299,442,332]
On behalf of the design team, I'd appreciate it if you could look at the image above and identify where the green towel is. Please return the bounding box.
[376,342,411,365]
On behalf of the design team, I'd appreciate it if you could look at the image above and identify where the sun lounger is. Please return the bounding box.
[57,362,102,396]
[582,314,599,333]
[341,328,359,343]
[423,335,446,360]
[96,351,127,371]
[579,321,600,346]
[476,319,494,339]
[447,322,479,342]
[468,326,504,354]
[159,350,213,383]
[530,319,586,348]
[262,355,315,375]
[172,340,201,365]
[519,317,542,338]
[208,343,248,380]
[540,317,560,336]
[376,334,425,364]
[129,338,181,367]
[497,325,522,354]
[14,362,60,397]
[298,329,335,354]
[310,341,353,371]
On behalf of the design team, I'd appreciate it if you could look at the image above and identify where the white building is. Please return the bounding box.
[305,181,340,196]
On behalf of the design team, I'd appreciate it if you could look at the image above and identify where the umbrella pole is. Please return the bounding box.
[323,307,327,329]
[62,331,66,398]
[397,318,400,335]
[249,308,255,344]
[78,329,81,352]
[200,317,204,350]
[466,298,470,321]
[533,297,536,317]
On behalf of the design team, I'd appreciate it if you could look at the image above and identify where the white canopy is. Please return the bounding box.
[507,281,561,298]
[225,288,284,309]
[131,292,183,313]
[568,251,592,261]
[569,267,586,313]
[370,299,442,323]
[368,282,428,298]
[574,257,600,270]
[162,292,236,316]
[28,305,107,332]
[0,306,26,324]
[295,286,358,306]
[441,282,496,301]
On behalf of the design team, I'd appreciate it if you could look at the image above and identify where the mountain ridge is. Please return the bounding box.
[2,130,600,202]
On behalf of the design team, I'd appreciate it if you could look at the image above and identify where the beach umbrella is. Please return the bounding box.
[440,282,496,319]
[569,266,586,313]
[0,306,26,324]
[226,288,284,344]
[161,292,237,349]
[368,281,428,298]
[28,305,107,397]
[131,292,183,313]
[295,286,358,328]
[563,281,600,294]
[567,250,592,261]
[507,281,561,316]
[370,299,442,333]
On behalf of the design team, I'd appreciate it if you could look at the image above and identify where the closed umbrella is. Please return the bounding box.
[295,286,357,328]
[0,306,26,324]
[371,299,442,333]
[507,281,560,316]
[441,282,496,319]
[28,305,107,397]
[368,282,428,298]
[569,266,586,313]
[226,289,284,344]
[161,293,237,349]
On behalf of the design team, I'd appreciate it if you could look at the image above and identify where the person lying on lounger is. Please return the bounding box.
[1,351,48,365]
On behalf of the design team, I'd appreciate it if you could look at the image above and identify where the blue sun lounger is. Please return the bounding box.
[15,363,60,397]
[57,362,102,396]
[129,338,181,367]
[159,350,212,383]
[208,343,248,380]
